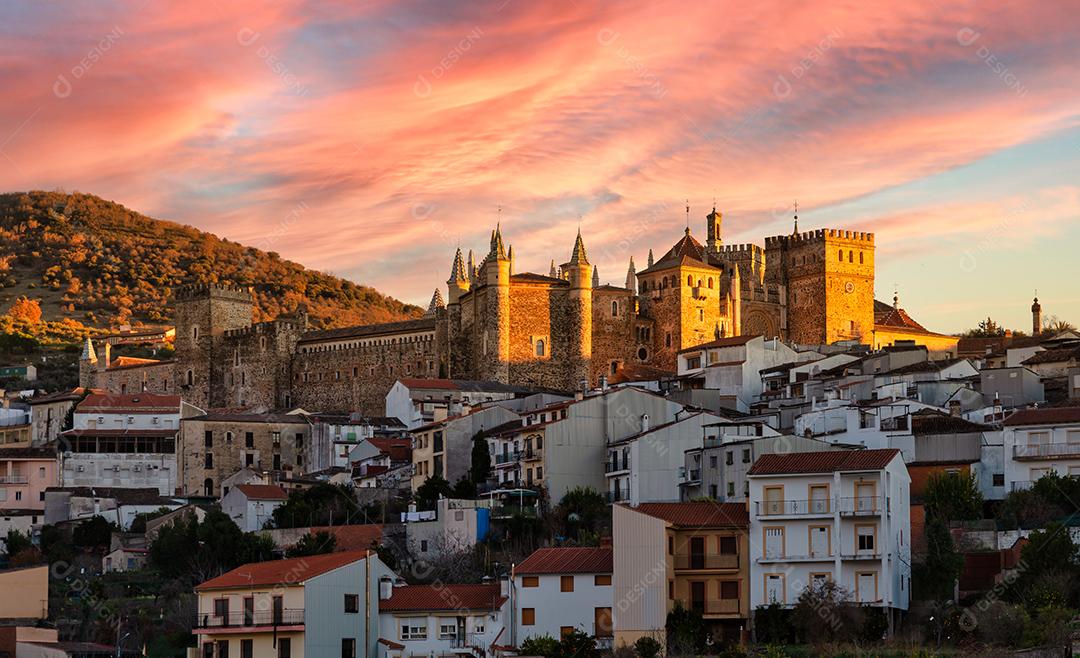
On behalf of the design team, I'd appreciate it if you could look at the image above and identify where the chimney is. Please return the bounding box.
[600,375,609,392]
[98,343,112,372]
[641,414,650,432]
[599,535,612,549]
[378,576,394,600]
[499,573,512,598]
[948,400,962,417]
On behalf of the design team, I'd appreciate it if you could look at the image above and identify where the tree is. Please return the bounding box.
[519,635,560,657]
[3,529,33,555]
[1019,522,1079,585]
[72,515,116,547]
[551,487,607,542]
[964,317,1006,337]
[469,431,492,485]
[558,629,598,658]
[919,517,964,601]
[286,531,336,557]
[414,475,453,511]
[633,636,663,658]
[665,602,708,654]
[923,471,983,523]
[6,296,42,324]
[271,483,362,528]
[1042,315,1077,334]
[451,476,476,499]
[791,580,863,645]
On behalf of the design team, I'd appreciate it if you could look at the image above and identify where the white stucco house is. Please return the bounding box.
[220,483,288,532]
[513,546,614,648]
[1003,407,1080,491]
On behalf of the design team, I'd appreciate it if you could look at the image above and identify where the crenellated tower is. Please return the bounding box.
[562,230,593,386]
[480,225,512,383]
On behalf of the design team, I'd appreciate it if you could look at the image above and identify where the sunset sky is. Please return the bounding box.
[2,1,1078,333]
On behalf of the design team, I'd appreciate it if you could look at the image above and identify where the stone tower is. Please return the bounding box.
[562,230,593,387]
[706,206,723,254]
[444,247,470,379]
[480,226,512,383]
[78,336,97,389]
[173,284,254,409]
[1032,295,1042,336]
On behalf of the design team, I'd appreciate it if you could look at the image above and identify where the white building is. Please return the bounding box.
[675,335,802,413]
[386,378,525,429]
[220,483,288,532]
[513,546,614,648]
[308,413,407,472]
[1003,407,1080,491]
[60,393,203,494]
[402,497,491,559]
[376,582,509,657]
[747,449,911,628]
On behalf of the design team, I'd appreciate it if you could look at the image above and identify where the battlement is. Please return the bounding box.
[174,283,254,303]
[717,243,765,259]
[764,229,875,249]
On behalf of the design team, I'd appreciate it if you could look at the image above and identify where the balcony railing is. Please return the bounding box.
[195,609,304,629]
[681,599,742,616]
[494,452,521,465]
[838,496,884,515]
[605,458,631,474]
[0,475,28,485]
[1012,480,1035,492]
[604,487,631,503]
[756,499,832,516]
[490,504,538,518]
[1014,443,1080,460]
[673,554,739,570]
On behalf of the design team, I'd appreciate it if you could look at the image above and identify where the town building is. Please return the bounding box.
[0,445,58,510]
[613,501,750,648]
[194,550,392,658]
[220,483,288,532]
[27,389,85,445]
[513,546,614,648]
[179,411,310,497]
[746,449,911,629]
[307,413,406,473]
[410,405,519,492]
[401,497,491,559]
[385,378,529,429]
[674,335,802,413]
[1003,406,1080,490]
[43,486,181,530]
[0,407,31,447]
[0,364,37,381]
[376,582,508,658]
[871,296,960,356]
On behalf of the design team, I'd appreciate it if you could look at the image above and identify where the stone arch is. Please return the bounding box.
[742,308,780,338]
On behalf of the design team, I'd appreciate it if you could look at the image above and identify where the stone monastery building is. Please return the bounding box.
[80,209,879,414]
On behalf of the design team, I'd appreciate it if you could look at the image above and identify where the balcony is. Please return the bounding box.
[490,504,538,519]
[673,554,739,570]
[605,458,631,474]
[195,609,304,630]
[680,599,742,617]
[756,499,832,517]
[838,496,884,516]
[1011,480,1035,492]
[494,451,521,465]
[605,486,631,503]
[1014,443,1080,461]
[757,552,834,565]
[522,448,542,462]
[0,475,28,485]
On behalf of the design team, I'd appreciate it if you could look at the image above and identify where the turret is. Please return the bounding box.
[78,337,98,388]
[446,247,470,304]
[1032,294,1042,336]
[561,230,593,385]
[549,260,557,278]
[706,206,723,253]
[483,224,512,382]
[647,249,654,269]
[592,266,600,288]
[426,289,446,317]
[625,257,637,292]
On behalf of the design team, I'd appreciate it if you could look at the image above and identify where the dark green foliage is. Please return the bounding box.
[3,529,33,555]
[923,471,983,522]
[72,515,116,547]
[551,486,608,542]
[286,531,336,557]
[128,506,176,534]
[0,191,422,331]
[39,524,74,564]
[914,517,964,601]
[791,580,865,645]
[518,635,560,657]
[414,476,453,511]
[633,635,662,658]
[997,472,1080,528]
[665,601,708,653]
[470,431,492,485]
[148,509,275,583]
[518,631,597,658]
[754,602,795,644]
[452,476,477,499]
[271,483,362,528]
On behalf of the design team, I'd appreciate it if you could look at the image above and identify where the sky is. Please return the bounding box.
[1,0,1078,334]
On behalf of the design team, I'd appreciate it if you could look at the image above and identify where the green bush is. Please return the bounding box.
[633,636,662,658]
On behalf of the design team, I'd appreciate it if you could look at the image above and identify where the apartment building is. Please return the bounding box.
[220,484,288,532]
[376,582,508,657]
[410,405,519,491]
[747,449,910,629]
[1003,406,1080,490]
[0,444,58,510]
[386,378,527,429]
[674,335,802,413]
[307,413,407,472]
[613,501,750,647]
[513,546,614,648]
[194,550,391,658]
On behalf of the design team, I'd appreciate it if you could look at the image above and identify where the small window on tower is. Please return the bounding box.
[536,339,545,357]
[859,251,864,264]
[708,277,713,289]
[612,301,619,317]
[838,249,844,262]
[665,333,672,348]
[687,275,693,286]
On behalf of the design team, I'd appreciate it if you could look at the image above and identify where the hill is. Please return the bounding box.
[0,191,422,331]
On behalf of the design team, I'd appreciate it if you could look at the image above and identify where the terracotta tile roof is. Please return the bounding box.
[77,393,181,414]
[297,318,435,344]
[300,525,385,551]
[1022,347,1080,366]
[748,448,901,475]
[1004,406,1080,427]
[196,550,370,590]
[609,363,675,384]
[366,437,412,462]
[638,230,716,274]
[630,501,749,528]
[378,583,506,612]
[235,484,288,500]
[514,547,613,575]
[677,335,760,354]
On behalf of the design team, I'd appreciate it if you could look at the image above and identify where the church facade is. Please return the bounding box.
[80,209,877,414]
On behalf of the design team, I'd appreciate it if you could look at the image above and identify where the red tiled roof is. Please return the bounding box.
[196,550,370,590]
[678,335,760,354]
[303,525,385,551]
[379,583,506,612]
[1021,347,1080,366]
[515,547,612,575]
[77,393,181,413]
[234,484,288,500]
[1004,406,1080,427]
[748,448,900,475]
[630,501,749,528]
[367,437,412,462]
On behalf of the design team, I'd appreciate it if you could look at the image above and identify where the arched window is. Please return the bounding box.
[838,249,844,262]
[186,370,193,386]
[687,275,694,286]
[708,278,714,289]
[849,250,854,263]
[203,478,214,497]
[536,339,545,357]
[611,361,619,375]
[611,301,619,317]
[859,252,864,264]
[699,309,704,321]
[665,332,672,348]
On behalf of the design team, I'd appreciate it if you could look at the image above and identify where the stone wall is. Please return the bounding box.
[178,416,308,496]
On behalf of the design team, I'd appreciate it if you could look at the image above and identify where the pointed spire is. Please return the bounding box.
[425,289,446,316]
[467,249,476,283]
[569,229,589,265]
[81,336,97,362]
[507,244,514,274]
[549,259,558,278]
[489,224,507,260]
[625,256,637,291]
[893,285,899,310]
[448,247,467,283]
[793,200,799,235]
[592,267,600,287]
[647,249,654,268]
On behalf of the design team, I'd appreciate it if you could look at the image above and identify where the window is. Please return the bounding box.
[612,300,619,317]
[561,626,575,638]
[536,466,543,479]
[273,454,281,470]
[719,535,737,555]
[857,525,876,552]
[214,598,229,618]
[341,638,356,658]
[720,581,739,599]
[245,432,253,448]
[742,449,751,463]
[698,309,704,321]
[522,576,539,587]
[204,453,213,469]
[245,453,254,467]
[401,621,428,640]
[216,641,229,658]
[595,607,613,637]
[665,332,671,348]
[838,249,843,262]
[687,275,694,286]
[420,540,428,552]
[709,455,717,468]
[439,623,457,640]
[859,252,864,264]
[993,473,1005,487]
[240,640,253,658]
[595,574,612,586]
[472,618,485,634]
[344,594,359,613]
[204,431,213,448]
[295,433,304,449]
[561,575,574,592]
[668,536,674,555]
[522,608,535,625]
[225,431,233,444]
[725,451,733,465]
[727,482,735,497]
[849,250,854,263]
[535,339,545,357]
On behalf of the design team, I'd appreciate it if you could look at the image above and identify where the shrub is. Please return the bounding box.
[633,636,662,658]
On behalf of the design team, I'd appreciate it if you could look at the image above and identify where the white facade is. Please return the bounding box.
[747,451,911,616]
[677,336,800,413]
[515,570,613,644]
[1003,413,1080,491]
[376,583,509,658]
[220,487,286,532]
